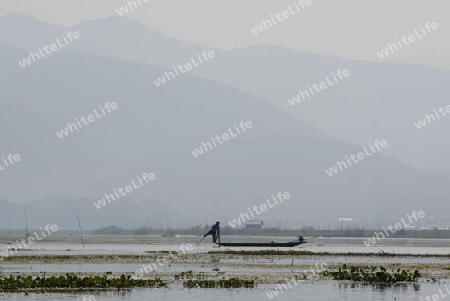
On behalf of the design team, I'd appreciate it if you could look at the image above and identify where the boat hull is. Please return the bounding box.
[218,242,303,247]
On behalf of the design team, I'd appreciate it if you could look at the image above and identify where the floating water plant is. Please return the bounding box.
[183,278,255,288]
[0,274,167,291]
[322,265,420,283]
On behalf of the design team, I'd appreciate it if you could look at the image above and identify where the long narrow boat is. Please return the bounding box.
[218,236,307,247]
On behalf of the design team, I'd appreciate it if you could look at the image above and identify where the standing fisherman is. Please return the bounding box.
[203,222,220,243]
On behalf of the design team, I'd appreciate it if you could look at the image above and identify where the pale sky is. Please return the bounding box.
[1,0,449,63]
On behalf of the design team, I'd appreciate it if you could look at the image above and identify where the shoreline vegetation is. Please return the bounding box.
[90,226,450,239]
[2,226,450,239]
[0,250,450,265]
[207,250,450,257]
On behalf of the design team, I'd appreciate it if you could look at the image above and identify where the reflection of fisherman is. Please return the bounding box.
[203,222,220,243]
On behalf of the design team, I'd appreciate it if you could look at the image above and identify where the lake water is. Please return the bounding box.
[1,283,449,301]
[1,235,450,256]
[0,236,449,300]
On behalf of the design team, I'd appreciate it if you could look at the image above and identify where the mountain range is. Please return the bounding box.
[0,14,448,229]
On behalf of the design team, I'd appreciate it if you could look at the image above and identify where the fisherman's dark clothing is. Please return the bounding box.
[204,224,220,243]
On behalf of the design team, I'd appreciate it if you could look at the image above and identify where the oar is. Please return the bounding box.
[77,213,86,249]
[197,236,206,246]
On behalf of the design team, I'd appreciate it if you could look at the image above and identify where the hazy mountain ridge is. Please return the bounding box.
[0,42,448,227]
[1,14,449,172]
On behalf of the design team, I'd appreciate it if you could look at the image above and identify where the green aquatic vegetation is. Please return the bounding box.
[208,250,450,258]
[9,248,32,252]
[0,274,167,291]
[322,265,420,283]
[180,270,193,279]
[183,278,256,288]
[174,270,194,280]
[208,250,314,256]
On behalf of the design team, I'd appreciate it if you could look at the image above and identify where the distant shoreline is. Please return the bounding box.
[2,228,450,239]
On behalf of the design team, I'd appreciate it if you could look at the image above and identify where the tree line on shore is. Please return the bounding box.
[91,225,450,238]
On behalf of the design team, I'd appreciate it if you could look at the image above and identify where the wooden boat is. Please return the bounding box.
[218,236,306,247]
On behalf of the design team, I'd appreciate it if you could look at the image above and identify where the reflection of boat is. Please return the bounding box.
[218,236,307,247]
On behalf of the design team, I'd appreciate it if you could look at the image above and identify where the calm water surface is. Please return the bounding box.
[1,236,449,256]
[1,236,448,300]
[0,283,447,301]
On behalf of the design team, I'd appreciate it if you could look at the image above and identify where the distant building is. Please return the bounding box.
[245,220,264,229]
[337,218,354,230]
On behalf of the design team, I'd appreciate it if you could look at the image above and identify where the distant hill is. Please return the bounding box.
[1,14,449,172]
[0,43,448,229]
